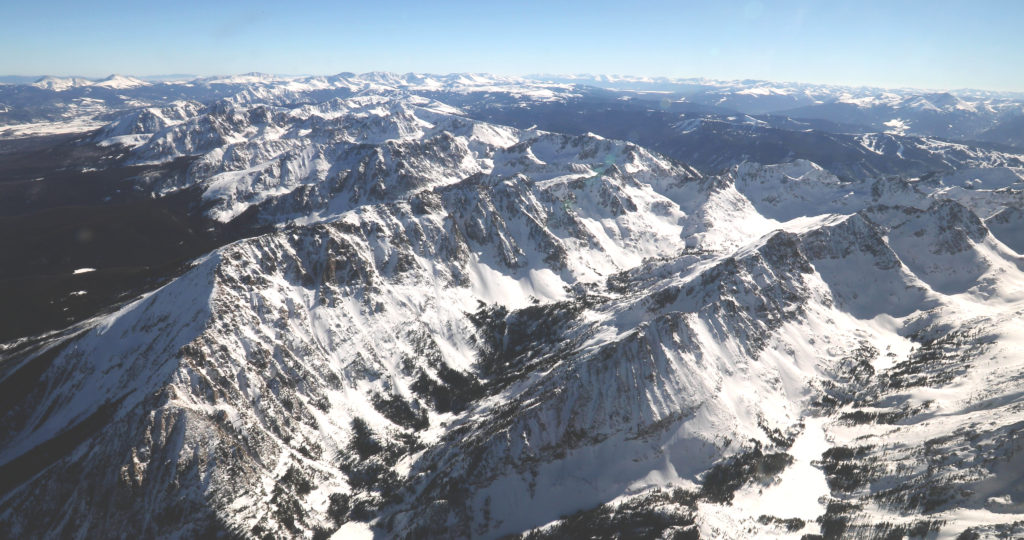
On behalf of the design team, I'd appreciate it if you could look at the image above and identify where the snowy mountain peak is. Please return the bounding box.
[30,75,94,91]
[92,74,149,89]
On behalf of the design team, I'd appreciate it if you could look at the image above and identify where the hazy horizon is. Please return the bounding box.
[5,0,1024,92]
[5,71,1024,96]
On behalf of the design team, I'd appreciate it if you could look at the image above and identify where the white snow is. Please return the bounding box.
[733,418,829,523]
[0,118,107,139]
[883,118,909,135]
[331,522,374,539]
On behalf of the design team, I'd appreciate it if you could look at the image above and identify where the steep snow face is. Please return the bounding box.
[733,159,943,223]
[735,160,860,221]
[4,80,1024,540]
[0,253,220,464]
[799,213,933,319]
[863,201,1024,298]
[986,206,1024,253]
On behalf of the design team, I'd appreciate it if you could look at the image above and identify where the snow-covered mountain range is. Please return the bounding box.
[1,73,1023,539]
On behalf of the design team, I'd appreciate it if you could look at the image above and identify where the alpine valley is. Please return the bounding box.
[2,73,1024,539]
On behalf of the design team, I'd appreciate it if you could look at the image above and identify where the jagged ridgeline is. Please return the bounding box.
[1,74,1024,539]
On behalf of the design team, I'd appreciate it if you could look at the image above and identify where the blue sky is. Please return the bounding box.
[3,0,1022,90]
